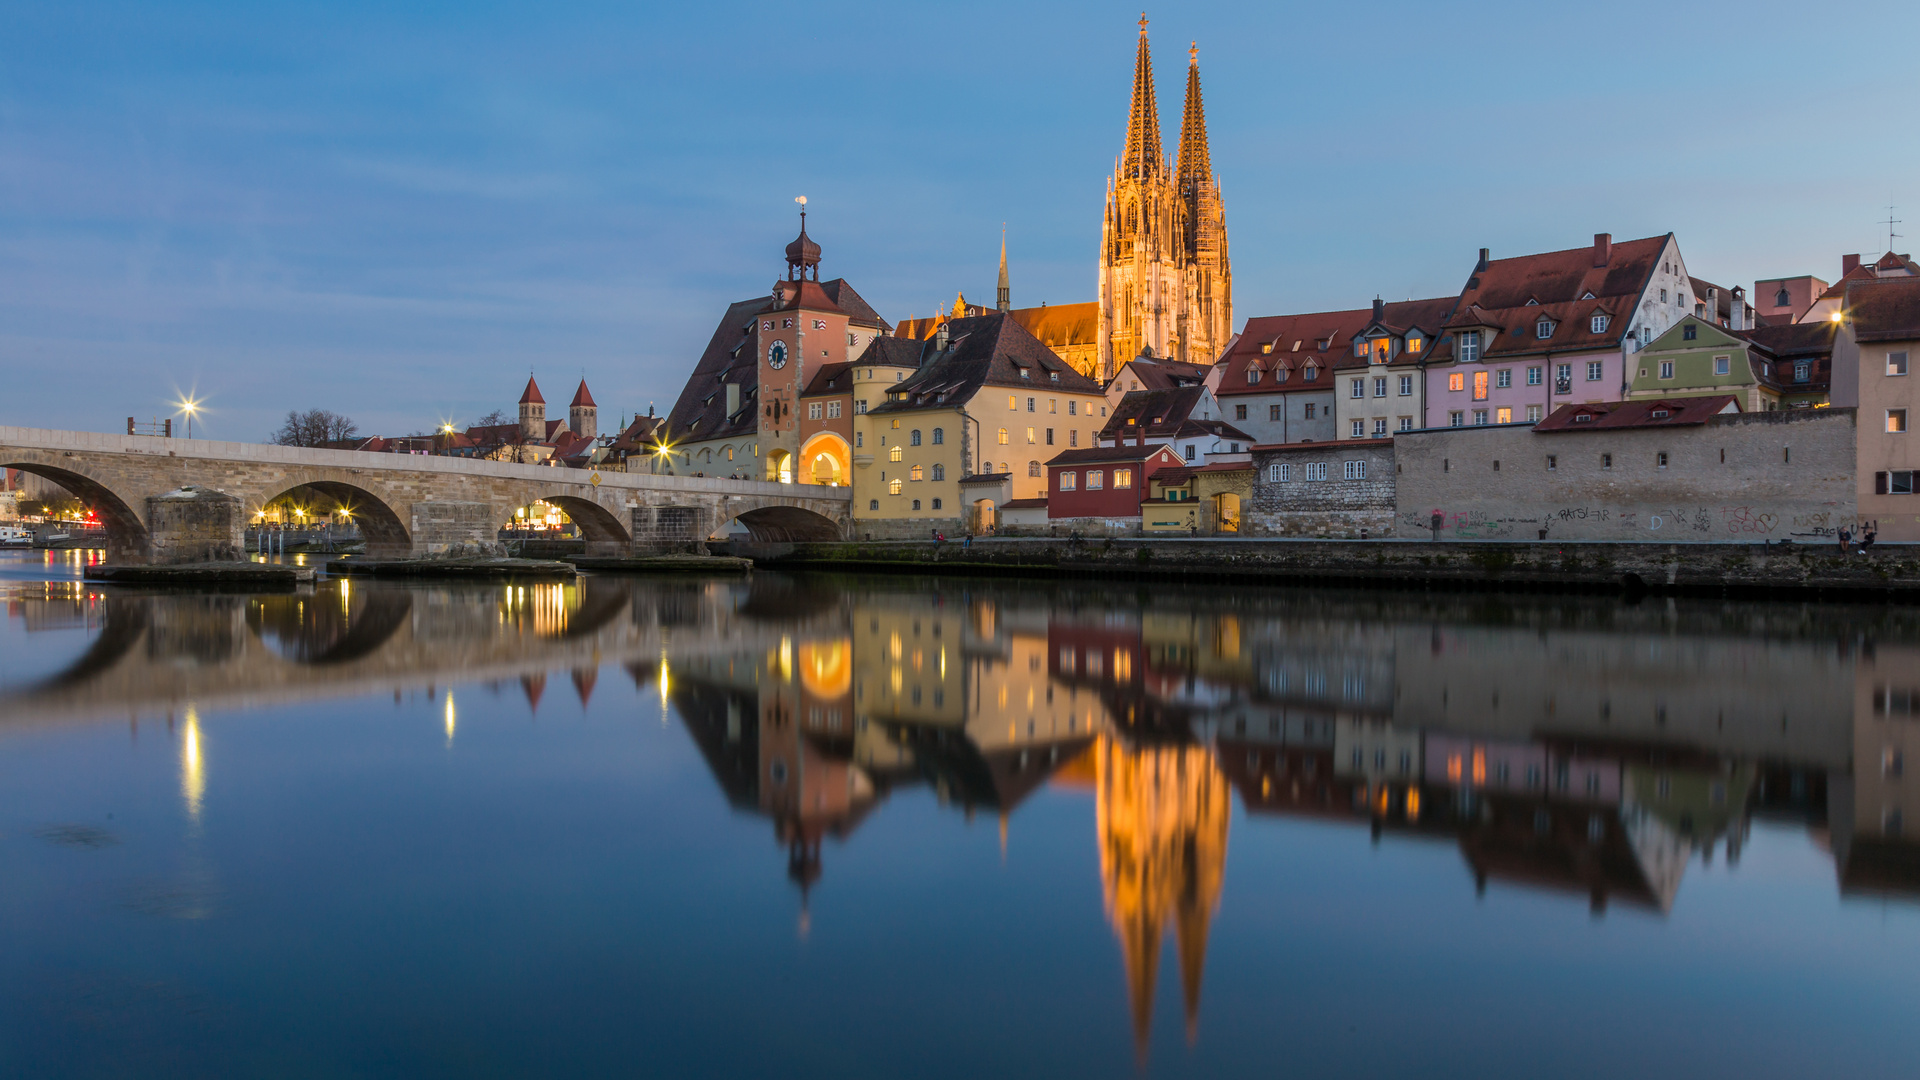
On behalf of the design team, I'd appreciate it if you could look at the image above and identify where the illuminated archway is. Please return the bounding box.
[255,481,411,558]
[800,433,849,487]
[533,494,631,557]
[1214,492,1241,534]
[765,449,794,485]
[0,460,148,563]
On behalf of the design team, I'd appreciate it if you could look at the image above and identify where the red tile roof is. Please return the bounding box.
[1533,396,1737,432]
[519,376,545,405]
[800,361,855,397]
[1219,298,1456,396]
[1458,234,1666,310]
[1847,277,1920,342]
[570,379,596,408]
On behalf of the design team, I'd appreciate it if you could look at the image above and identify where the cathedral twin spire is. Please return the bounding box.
[1122,15,1211,197]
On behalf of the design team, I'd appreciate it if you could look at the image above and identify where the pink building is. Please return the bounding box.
[1423,234,1695,429]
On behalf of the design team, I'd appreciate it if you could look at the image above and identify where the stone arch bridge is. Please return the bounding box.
[0,426,850,563]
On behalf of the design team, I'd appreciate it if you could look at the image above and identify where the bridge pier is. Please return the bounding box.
[410,501,502,558]
[630,505,711,556]
[146,486,245,564]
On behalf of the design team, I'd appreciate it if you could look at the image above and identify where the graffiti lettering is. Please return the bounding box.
[1720,506,1778,534]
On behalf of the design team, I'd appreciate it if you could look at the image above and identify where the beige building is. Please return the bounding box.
[855,312,1106,538]
[1832,276,1920,541]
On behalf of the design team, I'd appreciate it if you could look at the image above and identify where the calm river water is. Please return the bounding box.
[3,549,1919,1078]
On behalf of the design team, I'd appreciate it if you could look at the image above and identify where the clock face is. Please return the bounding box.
[768,340,788,370]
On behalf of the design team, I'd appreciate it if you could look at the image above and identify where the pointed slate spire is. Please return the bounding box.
[1175,41,1212,202]
[996,227,1010,312]
[1121,13,1163,180]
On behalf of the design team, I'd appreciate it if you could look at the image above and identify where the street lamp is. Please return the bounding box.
[177,396,201,439]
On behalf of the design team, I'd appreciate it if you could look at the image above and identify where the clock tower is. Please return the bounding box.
[756,203,853,483]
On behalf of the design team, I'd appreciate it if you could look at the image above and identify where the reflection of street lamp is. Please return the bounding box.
[177,396,201,438]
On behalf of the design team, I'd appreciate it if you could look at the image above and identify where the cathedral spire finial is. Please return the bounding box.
[1176,40,1214,204]
[1122,14,1163,180]
[997,225,1010,313]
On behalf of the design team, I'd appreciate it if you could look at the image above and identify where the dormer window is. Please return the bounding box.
[1794,361,1811,382]
[1020,368,1030,379]
[1274,365,1289,383]
[1261,342,1273,354]
[1535,319,1555,339]
[1574,412,1595,423]
[1049,371,1059,382]
[1651,408,1670,419]
[1291,340,1302,352]
[1247,366,1262,384]
[1590,314,1609,334]
[1526,298,1539,306]
[1304,362,1320,382]
[1581,291,1596,300]
[1317,338,1331,351]
[1458,330,1481,363]
[1407,335,1423,354]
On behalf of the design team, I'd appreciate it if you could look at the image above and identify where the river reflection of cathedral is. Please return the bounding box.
[8,574,1920,1055]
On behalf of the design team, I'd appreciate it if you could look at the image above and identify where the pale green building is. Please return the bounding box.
[1629,315,1836,411]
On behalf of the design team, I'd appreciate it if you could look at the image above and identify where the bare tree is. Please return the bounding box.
[272,409,361,448]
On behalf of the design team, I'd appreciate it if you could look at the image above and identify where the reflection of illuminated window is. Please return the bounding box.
[1471,748,1486,785]
[1447,754,1463,782]
[1059,648,1075,673]
[1113,649,1132,680]
[1086,651,1104,677]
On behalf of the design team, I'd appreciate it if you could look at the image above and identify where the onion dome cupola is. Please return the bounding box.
[785,199,822,281]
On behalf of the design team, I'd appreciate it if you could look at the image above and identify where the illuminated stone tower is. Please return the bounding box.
[518,376,546,442]
[568,379,597,441]
[1098,17,1231,380]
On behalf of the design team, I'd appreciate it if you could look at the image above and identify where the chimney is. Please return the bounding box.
[1592,233,1612,267]
[1476,248,1490,272]
[1372,296,1384,323]
[1843,253,1862,275]
[1730,287,1747,331]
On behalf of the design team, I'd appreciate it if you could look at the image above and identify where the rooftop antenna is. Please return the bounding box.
[1886,206,1903,253]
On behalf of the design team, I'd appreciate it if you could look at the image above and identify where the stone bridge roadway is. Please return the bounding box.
[0,425,851,563]
[1,575,849,728]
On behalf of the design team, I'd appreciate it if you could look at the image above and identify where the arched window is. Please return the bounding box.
[910,465,924,481]
[998,428,1009,445]
[911,499,921,510]
[931,464,945,481]
[931,498,942,510]
[889,445,903,462]
[1775,287,1791,308]
[981,461,992,474]
[998,462,1011,474]
[910,429,922,446]
[889,478,903,495]
[725,445,734,460]
[869,499,879,510]
[1269,462,1282,482]
[1028,460,1042,477]
[931,428,944,444]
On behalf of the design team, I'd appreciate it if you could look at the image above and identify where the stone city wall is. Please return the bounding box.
[1247,442,1397,538]
[1393,409,1857,542]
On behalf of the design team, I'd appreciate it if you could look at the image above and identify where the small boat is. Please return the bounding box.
[0,526,33,547]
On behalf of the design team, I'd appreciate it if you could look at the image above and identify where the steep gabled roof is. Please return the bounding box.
[1735,320,1838,358]
[819,278,891,331]
[663,296,775,444]
[1847,277,1920,342]
[1448,294,1638,360]
[519,376,545,405]
[868,312,1102,415]
[1457,234,1668,310]
[800,361,856,397]
[570,379,596,408]
[1112,355,1213,391]
[1220,297,1456,394]
[1101,387,1210,439]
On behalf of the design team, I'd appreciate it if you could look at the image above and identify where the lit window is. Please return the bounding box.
[1496,407,1512,424]
[889,445,903,462]
[1008,395,1017,410]
[1059,471,1076,490]
[1026,427,1036,444]
[1114,469,1133,489]
[1448,372,1465,392]
[1087,470,1104,490]
[1890,409,1909,434]
[1407,335,1423,353]
[997,427,1009,445]
[889,478,903,495]
[1472,371,1489,400]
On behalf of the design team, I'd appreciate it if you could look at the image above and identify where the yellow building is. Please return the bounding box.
[855,312,1107,538]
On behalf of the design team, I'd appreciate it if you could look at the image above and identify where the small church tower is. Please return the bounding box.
[519,376,546,442]
[569,379,598,441]
[997,229,1011,312]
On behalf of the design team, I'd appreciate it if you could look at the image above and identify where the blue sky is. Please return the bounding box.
[3,0,1916,439]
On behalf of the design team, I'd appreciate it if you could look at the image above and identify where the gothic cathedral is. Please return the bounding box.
[1097,16,1231,380]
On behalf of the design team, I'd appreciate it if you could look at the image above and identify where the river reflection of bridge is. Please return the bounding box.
[6,575,1920,1056]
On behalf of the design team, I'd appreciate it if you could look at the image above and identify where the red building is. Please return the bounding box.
[1044,442,1185,530]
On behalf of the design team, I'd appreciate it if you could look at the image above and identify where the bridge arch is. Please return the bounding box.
[255,479,411,558]
[0,457,150,563]
[719,502,844,543]
[531,494,630,557]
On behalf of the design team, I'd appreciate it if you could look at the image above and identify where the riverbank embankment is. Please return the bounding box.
[725,538,1920,599]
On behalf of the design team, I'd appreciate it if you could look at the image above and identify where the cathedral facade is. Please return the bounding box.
[1097,17,1232,380]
